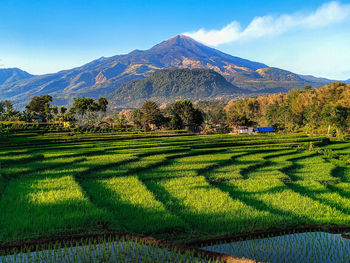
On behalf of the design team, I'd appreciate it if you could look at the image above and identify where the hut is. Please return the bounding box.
[253,127,275,133]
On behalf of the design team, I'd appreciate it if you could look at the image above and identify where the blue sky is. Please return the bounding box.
[1,0,349,79]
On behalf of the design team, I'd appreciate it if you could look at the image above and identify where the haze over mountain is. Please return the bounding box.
[0,35,332,108]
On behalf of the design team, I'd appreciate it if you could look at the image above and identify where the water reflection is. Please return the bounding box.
[202,232,350,263]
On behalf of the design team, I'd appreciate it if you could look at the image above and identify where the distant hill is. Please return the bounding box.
[0,68,33,86]
[298,74,335,84]
[345,78,350,84]
[0,35,333,108]
[109,68,244,107]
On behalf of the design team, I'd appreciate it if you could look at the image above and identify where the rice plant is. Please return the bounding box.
[203,232,350,263]
[1,237,221,263]
[0,132,349,262]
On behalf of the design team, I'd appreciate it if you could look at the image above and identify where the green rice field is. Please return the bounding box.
[0,132,349,262]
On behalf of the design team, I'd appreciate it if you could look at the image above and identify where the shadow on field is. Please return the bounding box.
[330,165,348,182]
[0,179,108,242]
[2,158,88,180]
[81,178,187,237]
[216,182,308,224]
[279,155,350,217]
[327,184,350,200]
[286,182,350,216]
[143,180,262,236]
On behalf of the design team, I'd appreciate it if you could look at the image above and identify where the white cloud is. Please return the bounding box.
[184,1,350,46]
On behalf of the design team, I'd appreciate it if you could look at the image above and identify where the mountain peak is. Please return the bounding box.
[0,67,33,86]
[149,34,204,51]
[169,34,196,41]
[2,34,331,109]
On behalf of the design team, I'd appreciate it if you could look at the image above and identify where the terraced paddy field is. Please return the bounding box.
[0,132,349,262]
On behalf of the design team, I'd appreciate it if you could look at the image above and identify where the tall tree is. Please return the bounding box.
[60,106,67,115]
[130,109,143,129]
[140,100,165,130]
[168,100,204,130]
[97,97,108,113]
[330,104,349,136]
[25,95,53,121]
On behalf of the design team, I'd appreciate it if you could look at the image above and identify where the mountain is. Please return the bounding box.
[0,35,332,108]
[298,74,334,84]
[345,79,350,84]
[0,68,33,86]
[109,68,244,106]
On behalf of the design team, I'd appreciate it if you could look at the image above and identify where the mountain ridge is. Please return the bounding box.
[0,68,34,86]
[0,35,334,108]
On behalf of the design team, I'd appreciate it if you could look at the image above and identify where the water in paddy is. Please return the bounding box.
[202,232,350,263]
[0,241,206,263]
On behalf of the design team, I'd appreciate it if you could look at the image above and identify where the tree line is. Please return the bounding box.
[199,82,350,136]
[128,100,203,131]
[1,82,349,135]
[0,95,204,132]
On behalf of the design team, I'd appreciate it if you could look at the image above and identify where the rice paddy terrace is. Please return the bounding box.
[0,132,350,262]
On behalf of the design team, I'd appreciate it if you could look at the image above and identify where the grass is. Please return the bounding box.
[0,132,349,246]
[0,175,108,242]
[82,176,186,234]
[146,176,272,236]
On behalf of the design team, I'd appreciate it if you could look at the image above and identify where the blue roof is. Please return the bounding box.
[254,127,275,133]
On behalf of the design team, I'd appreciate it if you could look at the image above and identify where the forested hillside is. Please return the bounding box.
[109,68,243,106]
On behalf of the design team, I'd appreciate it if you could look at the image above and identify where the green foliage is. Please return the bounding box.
[97,97,108,113]
[25,95,53,120]
[140,100,165,130]
[167,100,204,131]
[130,109,143,129]
[72,97,98,116]
[226,98,259,127]
[72,96,109,124]
[51,106,58,116]
[110,68,242,106]
[60,105,67,115]
[225,82,350,134]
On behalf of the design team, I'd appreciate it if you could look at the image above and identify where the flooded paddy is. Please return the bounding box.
[202,232,350,263]
[0,241,207,263]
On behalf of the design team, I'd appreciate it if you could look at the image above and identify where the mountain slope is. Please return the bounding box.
[0,68,33,86]
[0,35,332,108]
[109,68,244,106]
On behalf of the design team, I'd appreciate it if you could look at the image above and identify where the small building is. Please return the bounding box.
[254,127,275,133]
[232,126,275,134]
[232,126,255,135]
